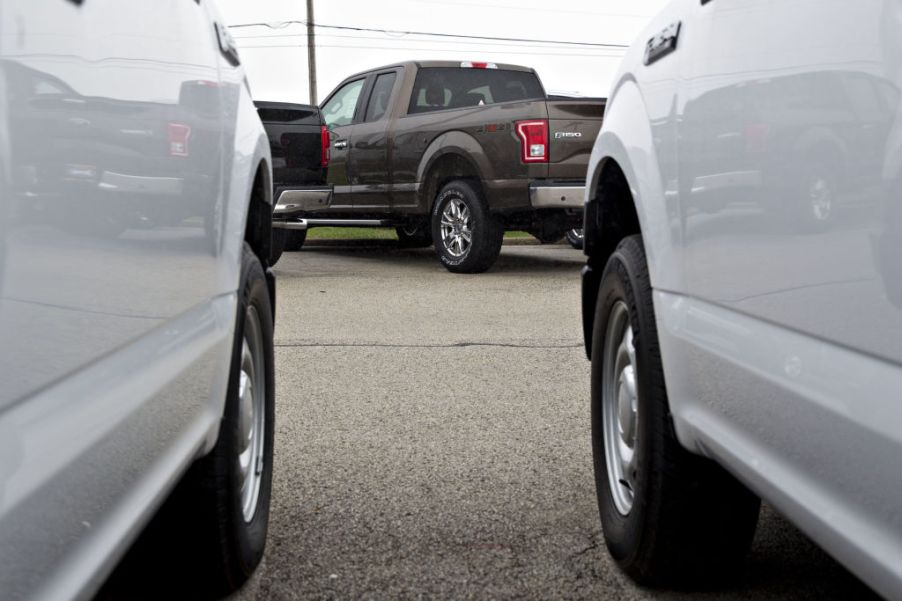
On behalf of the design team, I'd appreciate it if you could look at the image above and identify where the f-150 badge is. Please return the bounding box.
[555,132,582,139]
[644,21,681,66]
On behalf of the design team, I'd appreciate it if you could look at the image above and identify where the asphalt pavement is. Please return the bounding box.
[228,241,878,600]
[98,240,880,600]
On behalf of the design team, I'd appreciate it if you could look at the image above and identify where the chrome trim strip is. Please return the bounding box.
[272,218,393,230]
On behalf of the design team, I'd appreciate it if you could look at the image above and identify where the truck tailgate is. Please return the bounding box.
[256,103,325,190]
[547,99,605,180]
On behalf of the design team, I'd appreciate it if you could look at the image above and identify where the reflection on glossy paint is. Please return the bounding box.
[0,29,229,410]
[677,0,902,364]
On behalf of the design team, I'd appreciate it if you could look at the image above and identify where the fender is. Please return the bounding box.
[582,76,696,451]
[218,85,273,297]
[204,78,272,454]
[416,130,489,211]
[586,76,682,293]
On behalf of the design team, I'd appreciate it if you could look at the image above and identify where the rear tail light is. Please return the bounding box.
[168,123,191,157]
[743,123,770,153]
[320,125,330,167]
[515,120,548,163]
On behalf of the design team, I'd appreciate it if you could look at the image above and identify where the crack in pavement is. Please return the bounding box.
[275,341,584,350]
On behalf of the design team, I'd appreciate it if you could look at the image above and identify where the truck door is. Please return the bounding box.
[321,77,366,210]
[0,0,226,590]
[675,0,902,553]
[349,70,399,210]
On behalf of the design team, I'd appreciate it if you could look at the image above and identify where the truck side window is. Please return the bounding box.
[407,68,544,115]
[364,72,397,122]
[322,79,365,128]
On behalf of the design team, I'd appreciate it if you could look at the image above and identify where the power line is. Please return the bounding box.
[235,43,626,58]
[228,20,629,49]
[414,0,656,19]
[233,32,628,52]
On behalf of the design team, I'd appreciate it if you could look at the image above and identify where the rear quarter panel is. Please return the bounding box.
[547,99,605,180]
[393,100,549,211]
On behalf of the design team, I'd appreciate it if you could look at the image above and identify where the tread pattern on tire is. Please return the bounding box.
[431,180,503,274]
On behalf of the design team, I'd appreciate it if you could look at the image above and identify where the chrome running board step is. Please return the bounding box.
[272,218,394,230]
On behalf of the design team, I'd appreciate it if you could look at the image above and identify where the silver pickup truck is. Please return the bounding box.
[0,1,276,598]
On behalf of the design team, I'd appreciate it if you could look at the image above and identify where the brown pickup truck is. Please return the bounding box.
[273,60,605,273]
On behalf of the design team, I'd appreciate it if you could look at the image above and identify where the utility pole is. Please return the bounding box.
[306,0,317,105]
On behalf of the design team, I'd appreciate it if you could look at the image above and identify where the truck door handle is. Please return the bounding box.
[333,140,348,149]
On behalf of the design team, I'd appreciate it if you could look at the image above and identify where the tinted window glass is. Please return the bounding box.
[408,68,544,114]
[322,79,365,128]
[364,72,397,122]
[257,107,319,124]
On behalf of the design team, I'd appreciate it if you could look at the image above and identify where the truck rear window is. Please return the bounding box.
[408,67,544,114]
[258,107,319,124]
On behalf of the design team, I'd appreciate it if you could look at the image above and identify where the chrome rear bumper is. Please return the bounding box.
[274,188,332,215]
[529,184,585,209]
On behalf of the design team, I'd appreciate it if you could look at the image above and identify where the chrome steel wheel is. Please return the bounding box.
[440,198,472,258]
[809,175,832,222]
[602,300,639,516]
[237,305,266,523]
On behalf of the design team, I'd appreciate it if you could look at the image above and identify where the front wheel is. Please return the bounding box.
[166,243,275,597]
[591,234,760,587]
[431,180,503,274]
[396,222,433,248]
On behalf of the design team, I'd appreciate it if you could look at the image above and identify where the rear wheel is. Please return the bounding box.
[431,180,503,273]
[284,228,308,251]
[270,227,307,265]
[396,222,433,248]
[591,234,760,587]
[794,162,836,231]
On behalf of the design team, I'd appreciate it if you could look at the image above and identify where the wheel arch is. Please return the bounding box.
[417,133,489,213]
[244,159,276,317]
[582,79,681,358]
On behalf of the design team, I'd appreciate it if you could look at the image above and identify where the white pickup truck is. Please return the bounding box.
[0,1,276,598]
[582,0,902,597]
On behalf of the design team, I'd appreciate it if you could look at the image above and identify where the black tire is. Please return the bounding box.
[164,242,275,597]
[270,227,306,265]
[591,234,759,588]
[431,180,503,273]
[529,228,566,244]
[396,222,433,248]
[284,228,308,251]
[566,228,584,250]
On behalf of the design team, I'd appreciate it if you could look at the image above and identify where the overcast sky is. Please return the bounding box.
[217,0,670,105]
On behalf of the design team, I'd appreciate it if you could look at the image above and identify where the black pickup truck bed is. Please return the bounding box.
[255,101,328,262]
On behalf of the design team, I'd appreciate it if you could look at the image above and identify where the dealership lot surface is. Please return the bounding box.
[221,241,875,601]
[102,242,878,600]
